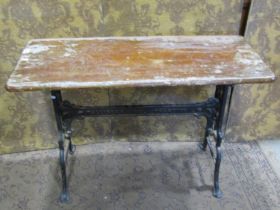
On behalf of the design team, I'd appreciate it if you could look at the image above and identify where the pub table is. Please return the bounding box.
[6,36,275,202]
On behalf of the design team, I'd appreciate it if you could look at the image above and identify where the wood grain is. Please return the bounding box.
[6,36,275,91]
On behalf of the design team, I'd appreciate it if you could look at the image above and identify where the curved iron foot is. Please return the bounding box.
[213,186,223,198]
[213,146,223,198]
[60,190,70,203]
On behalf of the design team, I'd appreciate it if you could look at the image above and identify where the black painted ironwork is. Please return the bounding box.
[51,90,70,203]
[50,85,233,202]
[61,98,219,119]
[212,85,234,198]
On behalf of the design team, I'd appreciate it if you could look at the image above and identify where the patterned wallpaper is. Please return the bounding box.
[0,0,271,154]
[227,0,280,141]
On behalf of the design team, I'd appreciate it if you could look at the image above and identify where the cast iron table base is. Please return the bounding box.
[51,85,233,202]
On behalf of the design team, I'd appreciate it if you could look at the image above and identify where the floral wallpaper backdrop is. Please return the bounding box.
[227,0,280,141]
[1,0,272,154]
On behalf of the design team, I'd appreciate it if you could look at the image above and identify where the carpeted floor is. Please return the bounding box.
[0,141,279,210]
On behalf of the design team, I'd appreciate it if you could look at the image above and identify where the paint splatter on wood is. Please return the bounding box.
[6,36,275,91]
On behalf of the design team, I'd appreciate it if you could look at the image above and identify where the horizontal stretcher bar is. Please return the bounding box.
[61,98,219,119]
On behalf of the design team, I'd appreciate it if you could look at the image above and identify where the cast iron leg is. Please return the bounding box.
[213,131,223,198]
[67,133,76,155]
[200,116,214,151]
[213,85,233,198]
[51,90,70,203]
[64,119,76,155]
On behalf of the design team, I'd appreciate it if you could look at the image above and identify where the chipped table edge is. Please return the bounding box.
[5,74,276,92]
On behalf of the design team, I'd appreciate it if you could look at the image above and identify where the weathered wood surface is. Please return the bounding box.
[6,36,275,91]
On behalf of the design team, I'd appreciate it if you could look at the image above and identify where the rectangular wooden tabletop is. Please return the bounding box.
[6,36,275,91]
